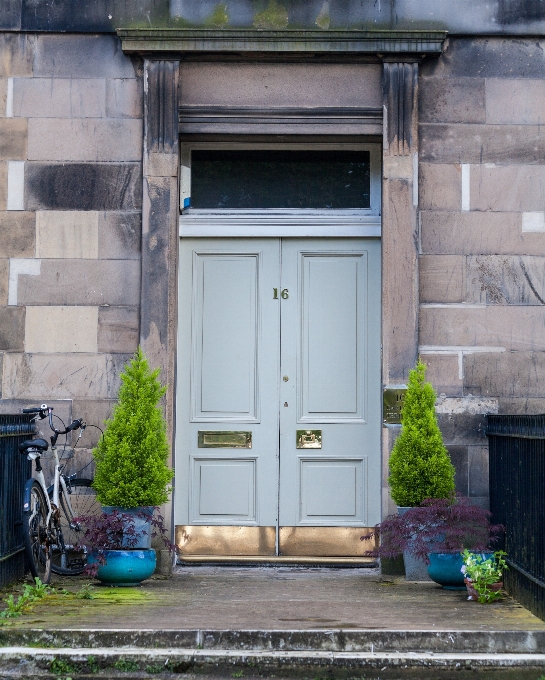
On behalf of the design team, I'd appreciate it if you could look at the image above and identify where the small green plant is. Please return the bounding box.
[462,549,509,603]
[0,578,52,619]
[114,657,139,672]
[92,347,172,508]
[27,578,50,598]
[76,583,95,600]
[146,662,165,674]
[388,359,455,507]
[87,655,99,673]
[232,672,244,678]
[50,658,76,675]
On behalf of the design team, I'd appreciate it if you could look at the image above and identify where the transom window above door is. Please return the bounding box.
[179,142,381,237]
[191,150,371,209]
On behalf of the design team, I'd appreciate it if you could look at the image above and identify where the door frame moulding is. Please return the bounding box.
[179,107,383,136]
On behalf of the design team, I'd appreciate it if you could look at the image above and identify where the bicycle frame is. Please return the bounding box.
[27,445,81,570]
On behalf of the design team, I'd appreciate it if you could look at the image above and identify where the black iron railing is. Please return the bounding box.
[0,414,35,587]
[487,414,545,621]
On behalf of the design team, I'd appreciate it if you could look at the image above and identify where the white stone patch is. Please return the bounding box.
[5,77,13,117]
[36,211,99,259]
[435,395,499,415]
[419,345,506,380]
[522,211,545,232]
[412,152,418,207]
[8,259,41,306]
[25,306,98,353]
[7,161,24,210]
[420,303,485,308]
[461,164,470,211]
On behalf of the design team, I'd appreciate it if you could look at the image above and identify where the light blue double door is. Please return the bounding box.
[176,237,381,556]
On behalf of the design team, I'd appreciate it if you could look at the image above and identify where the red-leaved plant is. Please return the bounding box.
[74,508,175,577]
[361,495,504,565]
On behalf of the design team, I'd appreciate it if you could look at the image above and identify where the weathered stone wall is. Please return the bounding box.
[0,33,143,470]
[3,0,545,35]
[418,37,545,508]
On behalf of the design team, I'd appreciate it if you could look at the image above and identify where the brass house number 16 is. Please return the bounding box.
[273,288,289,299]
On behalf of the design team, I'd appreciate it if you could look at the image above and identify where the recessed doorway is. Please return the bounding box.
[175,143,382,559]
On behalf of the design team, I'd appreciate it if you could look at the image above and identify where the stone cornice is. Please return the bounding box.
[117,28,447,55]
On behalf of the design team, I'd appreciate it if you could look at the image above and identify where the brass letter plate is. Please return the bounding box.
[296,430,322,449]
[383,387,407,424]
[198,431,252,448]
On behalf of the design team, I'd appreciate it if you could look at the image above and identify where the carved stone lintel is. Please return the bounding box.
[382,60,418,156]
[145,59,180,155]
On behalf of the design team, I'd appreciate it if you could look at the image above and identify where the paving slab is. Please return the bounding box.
[1,566,544,633]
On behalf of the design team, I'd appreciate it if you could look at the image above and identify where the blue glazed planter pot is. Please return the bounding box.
[88,549,156,586]
[427,552,493,589]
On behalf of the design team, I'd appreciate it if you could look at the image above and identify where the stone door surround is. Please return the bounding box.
[118,30,447,510]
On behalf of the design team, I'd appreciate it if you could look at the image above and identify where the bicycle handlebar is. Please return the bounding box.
[23,404,86,444]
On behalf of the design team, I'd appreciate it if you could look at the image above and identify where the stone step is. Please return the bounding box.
[1,628,545,654]
[1,645,545,679]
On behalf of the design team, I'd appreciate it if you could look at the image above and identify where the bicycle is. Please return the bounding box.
[19,404,101,583]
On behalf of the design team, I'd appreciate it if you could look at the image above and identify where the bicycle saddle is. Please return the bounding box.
[19,438,49,453]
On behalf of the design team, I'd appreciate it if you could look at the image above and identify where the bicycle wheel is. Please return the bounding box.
[50,478,100,575]
[23,481,52,584]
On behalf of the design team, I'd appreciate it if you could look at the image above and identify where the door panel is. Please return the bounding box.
[301,252,364,420]
[193,253,259,420]
[176,239,280,529]
[300,458,365,521]
[192,457,257,521]
[278,239,381,538]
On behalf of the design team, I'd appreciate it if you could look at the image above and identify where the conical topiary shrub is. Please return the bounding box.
[388,359,455,507]
[92,347,172,508]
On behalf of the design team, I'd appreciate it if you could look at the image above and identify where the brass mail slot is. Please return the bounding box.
[198,431,252,448]
[296,430,322,449]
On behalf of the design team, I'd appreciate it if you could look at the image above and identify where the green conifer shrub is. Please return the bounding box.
[388,359,455,507]
[92,347,172,508]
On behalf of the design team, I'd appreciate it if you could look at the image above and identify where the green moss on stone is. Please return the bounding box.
[254,0,289,28]
[315,1,331,29]
[204,3,229,27]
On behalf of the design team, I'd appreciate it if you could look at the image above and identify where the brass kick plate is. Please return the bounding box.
[279,526,378,557]
[296,430,322,449]
[176,525,275,556]
[198,431,252,448]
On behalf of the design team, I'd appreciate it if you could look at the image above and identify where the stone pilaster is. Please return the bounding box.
[141,59,180,543]
[381,58,420,517]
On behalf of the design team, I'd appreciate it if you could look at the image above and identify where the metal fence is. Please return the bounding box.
[487,414,545,621]
[0,414,35,587]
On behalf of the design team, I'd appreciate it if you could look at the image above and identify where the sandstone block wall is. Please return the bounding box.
[419,37,545,508]
[0,33,143,472]
[2,28,542,513]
